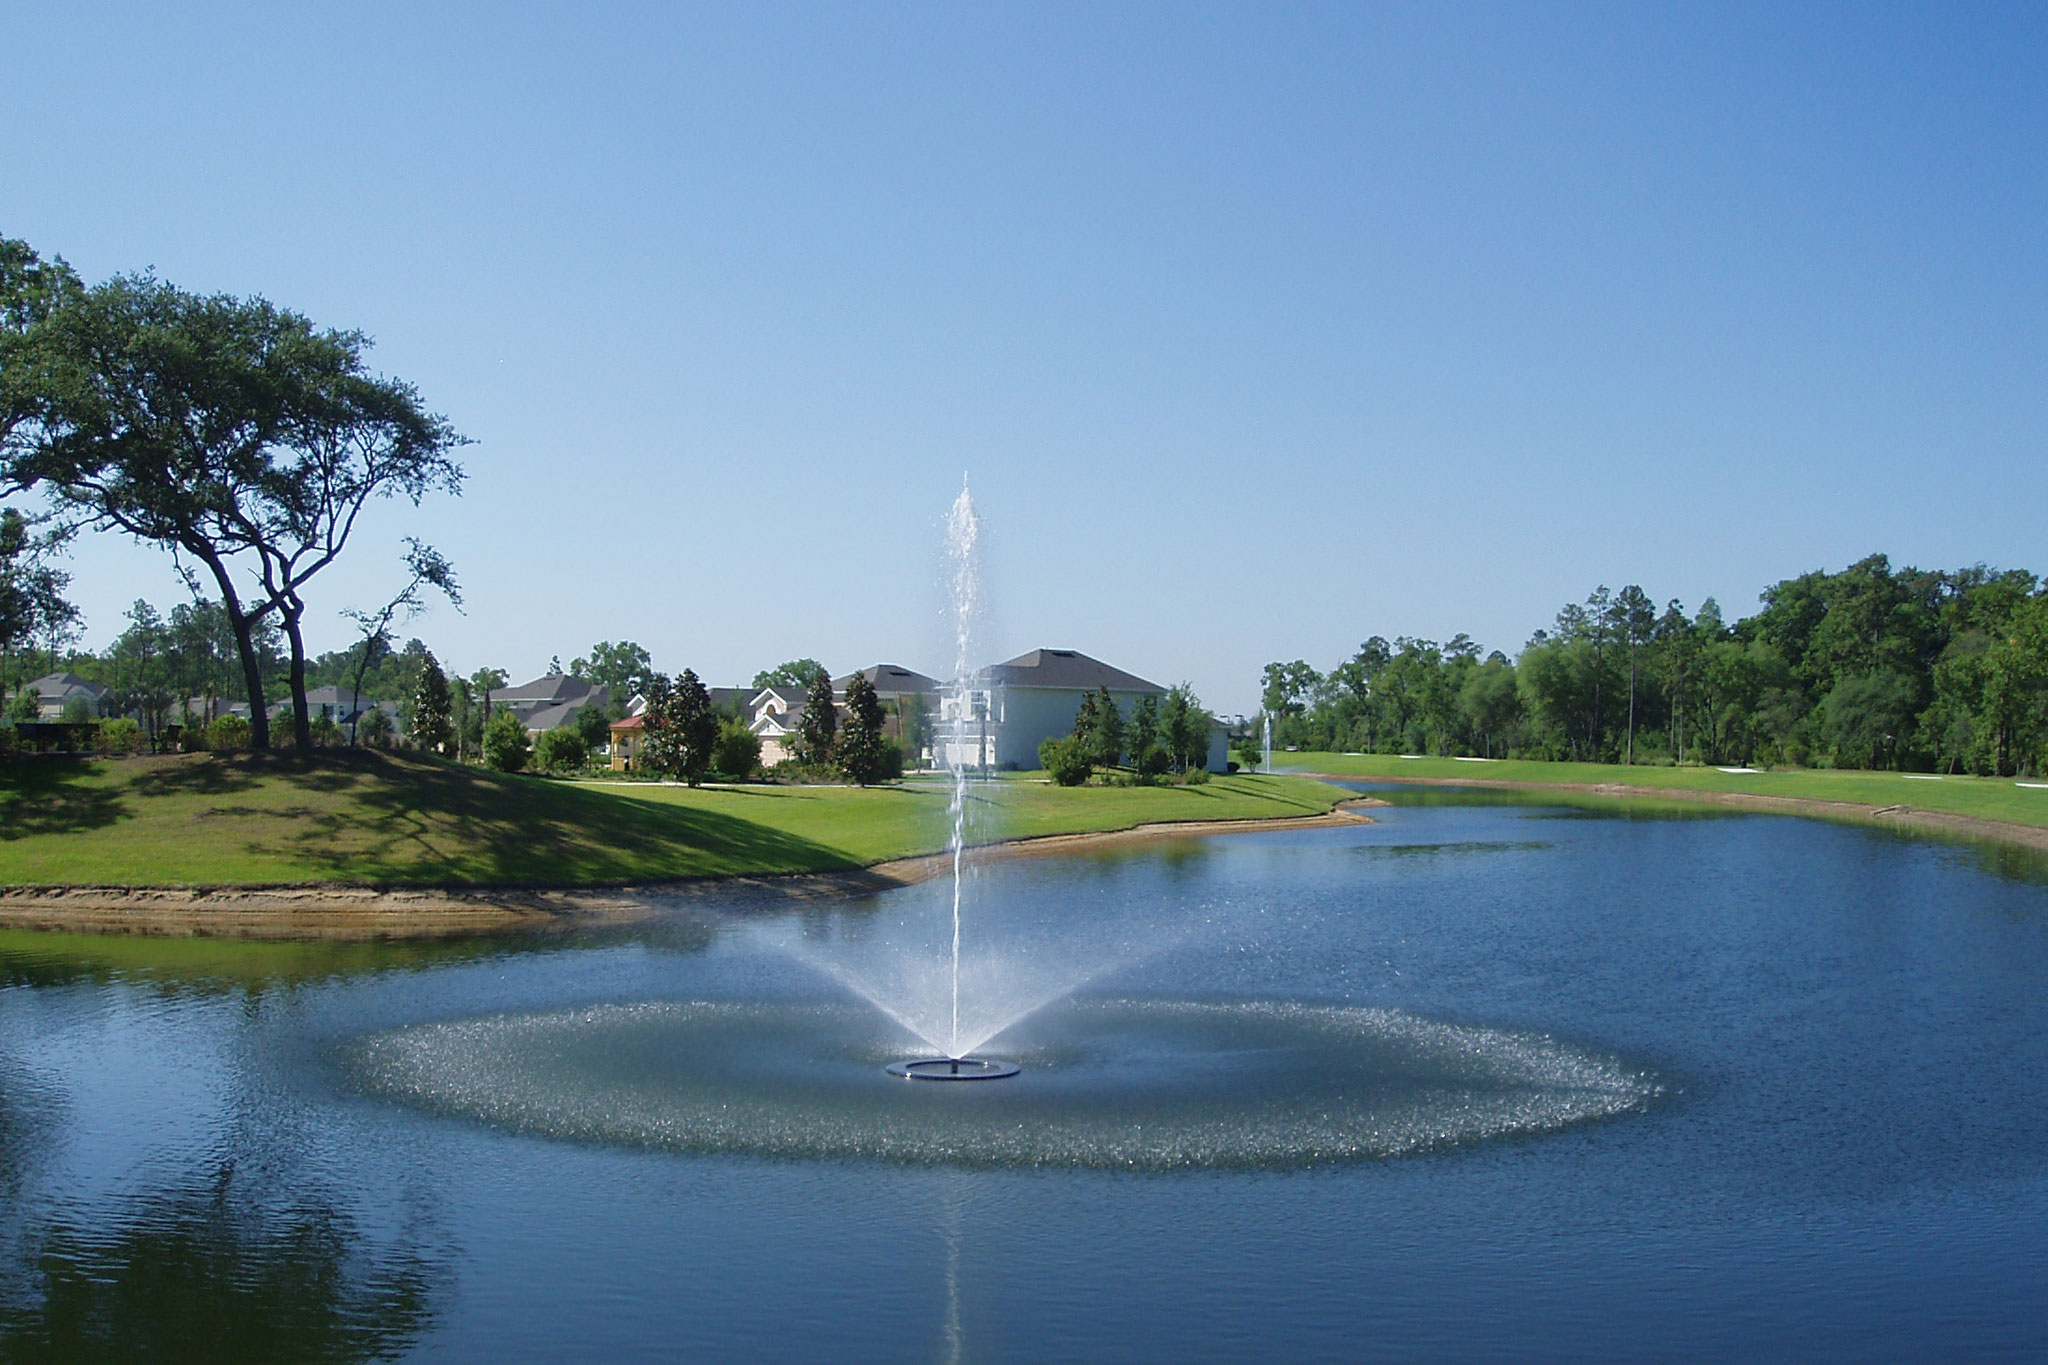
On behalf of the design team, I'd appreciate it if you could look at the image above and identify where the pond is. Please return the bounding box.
[3,787,2046,1360]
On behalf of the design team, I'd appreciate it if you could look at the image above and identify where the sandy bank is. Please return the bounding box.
[0,801,1378,940]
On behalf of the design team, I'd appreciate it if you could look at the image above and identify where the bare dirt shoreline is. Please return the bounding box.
[0,801,1379,941]
[1302,772,2048,856]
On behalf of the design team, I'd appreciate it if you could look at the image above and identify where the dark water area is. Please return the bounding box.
[4,791,2048,1360]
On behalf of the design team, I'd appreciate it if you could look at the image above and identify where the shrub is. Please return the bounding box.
[878,737,905,782]
[99,717,143,754]
[358,707,394,748]
[712,718,762,779]
[1134,741,1169,778]
[1183,764,1211,785]
[1038,735,1093,787]
[533,727,589,774]
[0,725,16,761]
[483,710,530,772]
[309,714,344,747]
[208,715,253,752]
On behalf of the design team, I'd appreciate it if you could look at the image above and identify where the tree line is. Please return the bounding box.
[1261,555,2048,776]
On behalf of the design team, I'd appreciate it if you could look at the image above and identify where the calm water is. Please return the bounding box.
[3,789,2047,1361]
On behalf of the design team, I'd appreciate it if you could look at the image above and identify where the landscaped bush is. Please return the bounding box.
[878,737,905,781]
[483,710,530,772]
[309,714,345,747]
[1182,765,1211,785]
[712,718,761,780]
[532,727,588,774]
[0,725,17,761]
[1038,735,1093,787]
[207,715,252,752]
[99,717,142,754]
[358,707,394,748]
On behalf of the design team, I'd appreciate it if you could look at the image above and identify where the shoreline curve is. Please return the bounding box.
[0,800,1379,941]
[1304,773,2048,857]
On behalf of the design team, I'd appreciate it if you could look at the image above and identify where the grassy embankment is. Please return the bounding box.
[1279,752,2048,828]
[0,750,1352,887]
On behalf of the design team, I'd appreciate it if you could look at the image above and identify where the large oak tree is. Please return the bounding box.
[1,240,464,748]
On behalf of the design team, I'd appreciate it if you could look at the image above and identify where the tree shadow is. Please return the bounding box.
[0,1162,444,1361]
[260,752,862,886]
[0,762,127,841]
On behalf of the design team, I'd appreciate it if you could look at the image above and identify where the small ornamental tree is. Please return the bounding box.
[669,668,719,786]
[1161,684,1208,774]
[794,669,837,765]
[482,709,529,772]
[358,705,394,748]
[640,674,681,776]
[1129,694,1165,778]
[838,672,888,785]
[1038,734,1093,786]
[1072,689,1100,742]
[712,717,762,779]
[1088,685,1124,768]
[411,652,453,754]
[532,726,588,774]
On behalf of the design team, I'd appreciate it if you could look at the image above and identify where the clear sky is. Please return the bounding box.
[4,2,2044,715]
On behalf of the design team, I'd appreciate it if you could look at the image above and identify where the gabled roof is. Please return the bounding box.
[748,685,808,712]
[489,674,603,706]
[833,663,940,696]
[983,649,1165,694]
[752,705,804,736]
[521,700,590,732]
[28,672,109,699]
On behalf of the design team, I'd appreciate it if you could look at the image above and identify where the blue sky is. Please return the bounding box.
[4,3,2043,714]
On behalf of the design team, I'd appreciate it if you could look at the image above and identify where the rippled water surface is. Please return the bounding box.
[4,788,2048,1360]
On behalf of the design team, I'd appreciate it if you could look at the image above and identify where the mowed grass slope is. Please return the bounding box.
[0,751,1351,887]
[1281,752,2048,827]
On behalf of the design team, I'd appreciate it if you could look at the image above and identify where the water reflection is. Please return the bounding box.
[0,1162,442,1362]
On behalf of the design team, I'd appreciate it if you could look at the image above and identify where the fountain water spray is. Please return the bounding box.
[1263,714,1273,774]
[882,478,1017,1080]
[942,478,982,1058]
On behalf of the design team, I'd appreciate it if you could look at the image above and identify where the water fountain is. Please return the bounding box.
[887,479,1020,1080]
[1263,714,1273,774]
[339,484,1664,1168]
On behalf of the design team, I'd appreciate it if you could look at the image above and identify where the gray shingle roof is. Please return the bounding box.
[982,649,1165,694]
[832,663,940,696]
[489,674,604,707]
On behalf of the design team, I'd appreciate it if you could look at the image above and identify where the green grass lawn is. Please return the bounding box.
[1278,752,2048,828]
[0,751,1351,887]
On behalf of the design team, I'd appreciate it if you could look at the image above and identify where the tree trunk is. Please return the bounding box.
[187,544,272,749]
[281,594,312,751]
[1626,654,1638,765]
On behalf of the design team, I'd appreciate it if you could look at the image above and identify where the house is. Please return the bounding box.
[832,664,940,758]
[23,672,110,720]
[747,686,809,766]
[487,674,611,735]
[941,648,1231,773]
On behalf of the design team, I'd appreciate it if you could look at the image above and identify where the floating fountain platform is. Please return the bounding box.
[886,1057,1021,1081]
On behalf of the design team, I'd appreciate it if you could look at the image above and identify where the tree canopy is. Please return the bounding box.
[1261,556,2048,776]
[0,237,465,749]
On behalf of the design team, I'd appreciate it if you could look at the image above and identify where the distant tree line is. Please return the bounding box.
[1261,555,2048,776]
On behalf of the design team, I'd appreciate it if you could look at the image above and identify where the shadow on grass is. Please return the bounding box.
[0,760,127,840]
[258,751,858,886]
